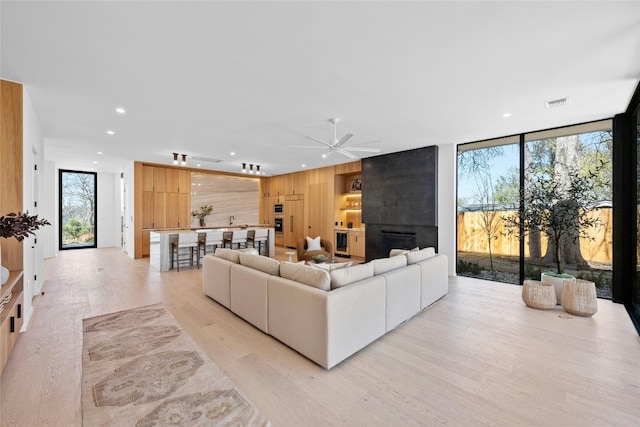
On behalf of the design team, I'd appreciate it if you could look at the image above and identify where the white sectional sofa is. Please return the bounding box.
[202,247,448,369]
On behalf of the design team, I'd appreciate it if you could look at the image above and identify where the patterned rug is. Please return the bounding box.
[82,304,270,426]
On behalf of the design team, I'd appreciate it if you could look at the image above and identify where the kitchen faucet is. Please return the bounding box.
[229,216,234,226]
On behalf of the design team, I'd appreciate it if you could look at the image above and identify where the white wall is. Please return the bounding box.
[22,87,46,328]
[41,160,57,258]
[438,143,457,276]
[96,172,121,248]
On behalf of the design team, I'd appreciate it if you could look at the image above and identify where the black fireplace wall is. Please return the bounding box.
[362,145,438,261]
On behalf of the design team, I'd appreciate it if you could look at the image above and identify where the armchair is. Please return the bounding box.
[296,237,333,263]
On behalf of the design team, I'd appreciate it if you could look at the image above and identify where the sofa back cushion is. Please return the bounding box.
[389,247,420,257]
[280,262,331,291]
[330,262,375,289]
[406,247,436,264]
[371,255,408,275]
[215,248,241,263]
[239,254,280,276]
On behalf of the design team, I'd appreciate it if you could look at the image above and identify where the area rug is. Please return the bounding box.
[82,303,271,426]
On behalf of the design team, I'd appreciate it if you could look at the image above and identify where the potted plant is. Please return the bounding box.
[1,211,51,285]
[502,166,603,302]
[191,205,213,227]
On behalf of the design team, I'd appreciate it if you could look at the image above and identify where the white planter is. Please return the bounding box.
[541,272,576,305]
[0,244,9,285]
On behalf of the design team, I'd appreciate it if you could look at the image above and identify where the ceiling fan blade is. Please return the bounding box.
[336,148,357,159]
[335,133,354,148]
[305,136,333,148]
[288,145,324,149]
[343,147,381,153]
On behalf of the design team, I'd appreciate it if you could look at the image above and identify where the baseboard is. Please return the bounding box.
[20,306,34,332]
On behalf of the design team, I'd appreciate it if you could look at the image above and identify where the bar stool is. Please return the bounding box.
[169,234,189,271]
[196,232,206,268]
[222,231,233,248]
[246,230,256,250]
[254,229,268,255]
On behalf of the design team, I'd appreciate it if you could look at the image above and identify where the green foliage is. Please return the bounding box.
[191,204,213,219]
[457,259,482,275]
[502,164,605,274]
[524,263,541,280]
[63,218,87,239]
[576,270,612,289]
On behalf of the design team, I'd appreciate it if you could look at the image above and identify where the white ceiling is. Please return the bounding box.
[1,1,639,175]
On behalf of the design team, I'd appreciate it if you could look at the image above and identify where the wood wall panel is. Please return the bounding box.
[0,80,24,271]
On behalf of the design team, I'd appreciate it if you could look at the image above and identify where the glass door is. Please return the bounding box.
[59,170,97,249]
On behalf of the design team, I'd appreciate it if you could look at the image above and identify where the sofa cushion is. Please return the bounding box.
[371,255,408,275]
[310,261,352,272]
[306,236,322,251]
[406,247,436,264]
[389,247,420,257]
[238,248,259,255]
[330,262,375,289]
[239,254,280,276]
[280,262,331,291]
[215,248,241,263]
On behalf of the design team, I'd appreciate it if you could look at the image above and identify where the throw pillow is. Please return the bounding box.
[406,247,436,264]
[389,249,409,257]
[306,236,322,251]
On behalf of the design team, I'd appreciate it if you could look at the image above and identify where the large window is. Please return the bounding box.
[59,170,97,249]
[457,120,613,299]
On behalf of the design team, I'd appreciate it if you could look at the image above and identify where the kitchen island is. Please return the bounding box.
[150,227,274,271]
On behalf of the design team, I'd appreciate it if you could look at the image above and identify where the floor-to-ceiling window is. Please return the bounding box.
[59,170,97,249]
[457,136,520,283]
[457,120,613,299]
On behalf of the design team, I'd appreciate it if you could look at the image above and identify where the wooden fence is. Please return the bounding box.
[457,208,613,264]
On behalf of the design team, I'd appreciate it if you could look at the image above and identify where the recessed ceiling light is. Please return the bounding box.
[97,151,103,155]
[106,130,115,135]
[230,152,236,156]
[301,164,306,168]
[502,112,512,118]
[115,107,126,114]
[196,164,201,167]
[92,161,98,164]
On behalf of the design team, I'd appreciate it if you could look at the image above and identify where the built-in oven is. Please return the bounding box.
[335,230,349,256]
[274,203,284,214]
[274,217,284,233]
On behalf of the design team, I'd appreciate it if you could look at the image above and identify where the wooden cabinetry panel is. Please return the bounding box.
[179,170,191,193]
[166,169,179,193]
[165,193,180,227]
[153,192,167,228]
[178,193,190,227]
[142,230,150,257]
[0,271,24,374]
[142,165,154,192]
[285,196,304,248]
[153,167,167,192]
[349,230,365,258]
[142,191,154,229]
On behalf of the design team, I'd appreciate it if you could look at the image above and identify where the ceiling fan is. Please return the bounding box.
[290,118,381,159]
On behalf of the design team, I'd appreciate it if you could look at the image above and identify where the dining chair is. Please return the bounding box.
[222,231,233,248]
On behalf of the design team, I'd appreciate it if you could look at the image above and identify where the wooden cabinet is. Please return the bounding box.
[285,194,304,248]
[153,167,167,192]
[0,271,24,374]
[166,192,179,227]
[153,192,167,228]
[179,170,191,193]
[178,193,191,227]
[142,165,154,192]
[348,230,366,258]
[166,168,180,193]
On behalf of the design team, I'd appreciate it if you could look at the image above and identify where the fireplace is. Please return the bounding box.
[381,231,417,256]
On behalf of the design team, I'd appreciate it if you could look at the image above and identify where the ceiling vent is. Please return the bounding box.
[190,156,223,163]
[545,97,570,109]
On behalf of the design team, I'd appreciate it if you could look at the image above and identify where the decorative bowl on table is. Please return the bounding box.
[312,254,328,264]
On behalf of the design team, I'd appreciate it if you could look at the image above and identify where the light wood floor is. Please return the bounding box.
[1,247,639,426]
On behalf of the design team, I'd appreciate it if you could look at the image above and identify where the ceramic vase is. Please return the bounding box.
[0,244,9,285]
